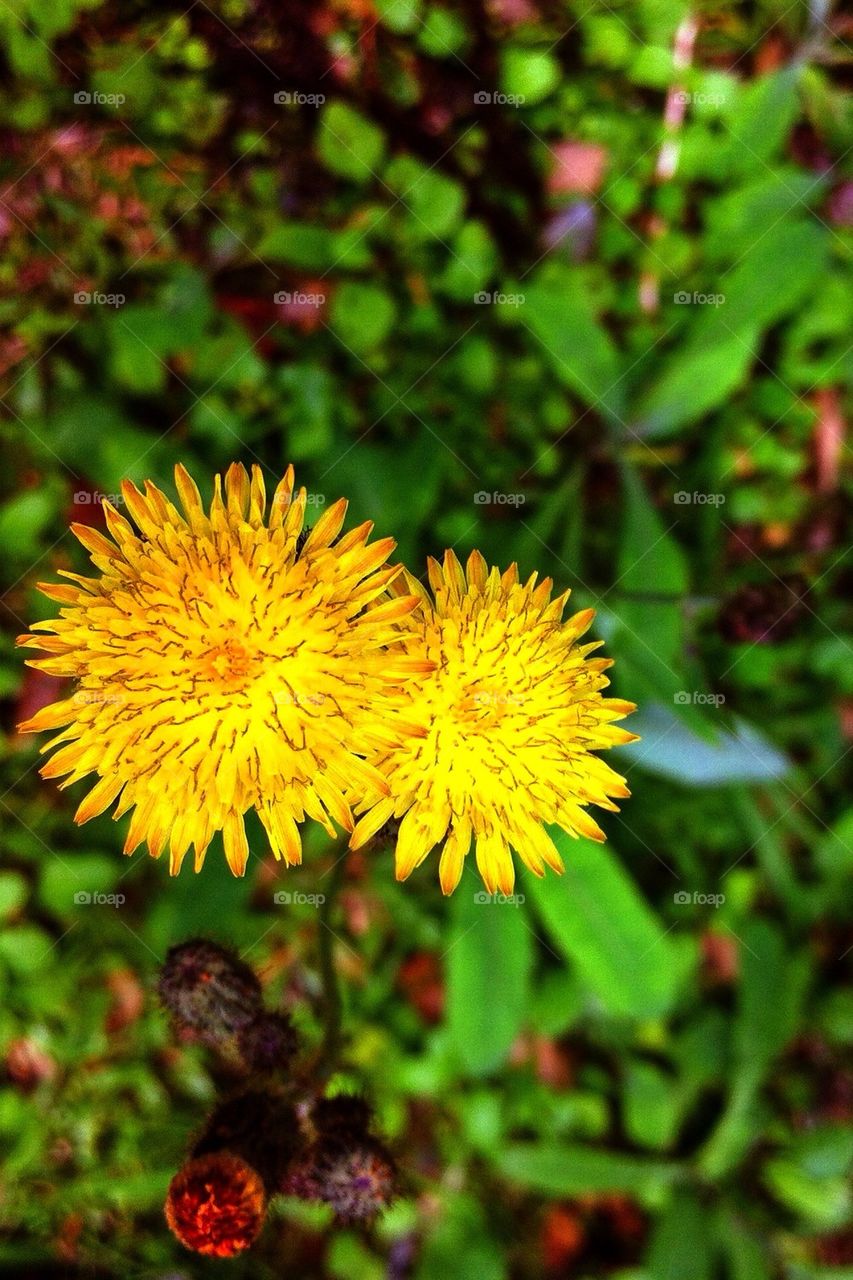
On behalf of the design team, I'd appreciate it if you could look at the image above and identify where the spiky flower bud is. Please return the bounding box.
[158,939,262,1042]
[193,1090,302,1191]
[237,1011,300,1073]
[311,1093,372,1138]
[165,1152,266,1257]
[284,1097,395,1222]
[284,1132,397,1222]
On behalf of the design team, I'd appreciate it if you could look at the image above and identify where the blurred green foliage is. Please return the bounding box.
[0,0,851,1275]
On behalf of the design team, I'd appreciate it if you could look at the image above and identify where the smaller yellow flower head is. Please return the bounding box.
[350,550,637,895]
[18,463,422,877]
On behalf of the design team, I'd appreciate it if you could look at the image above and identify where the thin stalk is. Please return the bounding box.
[313,844,349,1083]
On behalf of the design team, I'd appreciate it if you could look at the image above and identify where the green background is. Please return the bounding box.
[0,0,851,1275]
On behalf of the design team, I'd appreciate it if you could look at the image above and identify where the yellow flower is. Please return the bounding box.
[350,550,637,895]
[18,463,421,877]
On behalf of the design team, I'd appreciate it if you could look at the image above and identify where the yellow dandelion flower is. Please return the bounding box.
[18,463,423,877]
[350,550,637,896]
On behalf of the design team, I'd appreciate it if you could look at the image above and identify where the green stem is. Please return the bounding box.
[314,845,349,1083]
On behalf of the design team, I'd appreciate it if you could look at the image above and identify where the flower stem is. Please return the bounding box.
[314,845,349,1082]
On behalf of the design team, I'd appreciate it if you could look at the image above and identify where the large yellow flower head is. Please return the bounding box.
[350,550,637,895]
[18,463,421,877]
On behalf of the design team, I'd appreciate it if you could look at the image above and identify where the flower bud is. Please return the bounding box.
[284,1132,396,1222]
[311,1093,372,1138]
[165,1152,266,1257]
[158,938,262,1042]
[237,1011,300,1073]
[193,1090,303,1191]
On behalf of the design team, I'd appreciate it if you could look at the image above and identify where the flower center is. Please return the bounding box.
[201,637,259,689]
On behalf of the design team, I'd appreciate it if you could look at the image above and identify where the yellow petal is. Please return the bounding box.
[223,811,250,877]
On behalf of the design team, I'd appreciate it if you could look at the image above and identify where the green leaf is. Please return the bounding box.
[524,834,678,1018]
[0,926,55,974]
[634,222,826,439]
[414,1194,506,1280]
[446,875,532,1075]
[386,155,465,241]
[718,1210,773,1280]
[375,0,420,32]
[523,265,623,421]
[733,919,807,1080]
[622,705,790,785]
[329,283,397,354]
[704,169,827,263]
[318,102,386,184]
[0,489,57,560]
[0,874,28,922]
[632,331,756,439]
[624,1060,682,1149]
[498,1142,678,1197]
[647,1189,715,1280]
[696,219,827,340]
[258,221,371,270]
[529,966,585,1036]
[38,855,120,918]
[723,67,801,174]
[618,465,688,596]
[437,220,499,299]
[278,364,336,459]
[500,49,561,104]
[417,7,469,57]
[764,1158,852,1230]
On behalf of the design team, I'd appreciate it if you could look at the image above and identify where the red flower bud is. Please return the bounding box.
[165,1152,266,1257]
